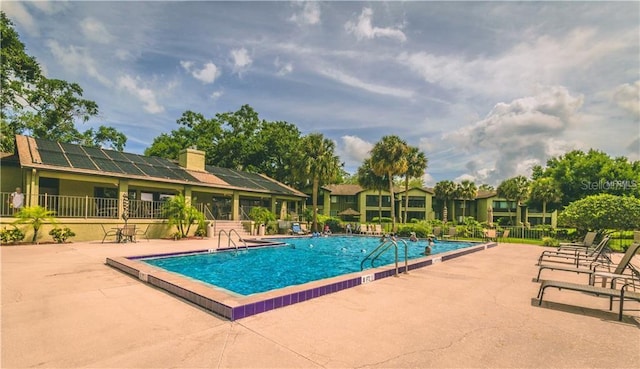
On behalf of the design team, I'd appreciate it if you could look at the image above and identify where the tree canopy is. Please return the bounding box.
[294,133,342,232]
[370,135,409,230]
[145,105,302,185]
[558,194,640,234]
[0,12,126,152]
[533,149,640,205]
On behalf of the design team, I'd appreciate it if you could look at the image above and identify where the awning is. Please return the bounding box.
[338,207,360,216]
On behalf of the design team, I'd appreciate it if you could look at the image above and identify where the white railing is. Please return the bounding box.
[0,192,168,219]
[37,194,119,219]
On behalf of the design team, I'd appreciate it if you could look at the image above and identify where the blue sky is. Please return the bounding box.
[4,1,639,186]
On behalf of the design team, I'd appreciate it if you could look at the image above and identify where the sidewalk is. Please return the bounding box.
[2,240,638,368]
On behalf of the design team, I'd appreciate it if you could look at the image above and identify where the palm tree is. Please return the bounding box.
[13,205,57,243]
[370,135,409,231]
[296,133,342,232]
[357,158,387,223]
[402,146,428,223]
[456,180,477,219]
[434,180,456,223]
[529,177,562,226]
[497,175,530,225]
[163,194,205,238]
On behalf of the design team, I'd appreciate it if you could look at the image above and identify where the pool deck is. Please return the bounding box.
[2,238,639,368]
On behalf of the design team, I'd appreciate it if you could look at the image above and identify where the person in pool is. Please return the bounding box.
[409,232,418,242]
[424,237,435,255]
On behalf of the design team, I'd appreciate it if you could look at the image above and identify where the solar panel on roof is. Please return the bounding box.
[136,163,165,178]
[114,160,146,176]
[38,149,70,167]
[82,146,111,159]
[59,142,85,155]
[122,152,147,164]
[93,157,125,173]
[36,139,62,152]
[66,152,98,170]
[103,150,130,162]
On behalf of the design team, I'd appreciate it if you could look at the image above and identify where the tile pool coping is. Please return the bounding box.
[106,241,498,321]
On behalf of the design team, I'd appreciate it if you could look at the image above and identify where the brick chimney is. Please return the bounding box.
[178,148,205,171]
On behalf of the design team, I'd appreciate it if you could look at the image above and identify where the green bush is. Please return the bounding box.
[1,226,25,244]
[396,224,431,238]
[541,237,559,247]
[48,227,76,243]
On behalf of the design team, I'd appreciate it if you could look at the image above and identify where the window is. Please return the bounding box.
[407,196,425,208]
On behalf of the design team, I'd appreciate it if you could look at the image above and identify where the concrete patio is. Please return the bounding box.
[2,239,638,368]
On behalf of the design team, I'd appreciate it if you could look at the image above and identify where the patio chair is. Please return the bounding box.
[120,224,137,243]
[291,222,307,235]
[498,229,510,242]
[536,276,640,321]
[483,229,497,242]
[537,236,611,267]
[101,224,120,243]
[558,231,597,251]
[135,224,150,241]
[442,227,456,240]
[535,241,640,282]
[431,227,442,239]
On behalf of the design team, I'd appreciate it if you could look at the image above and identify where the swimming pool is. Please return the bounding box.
[143,236,475,296]
[106,236,497,320]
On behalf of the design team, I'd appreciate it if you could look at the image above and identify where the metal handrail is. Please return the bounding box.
[360,236,404,277]
[217,229,248,252]
[370,241,397,269]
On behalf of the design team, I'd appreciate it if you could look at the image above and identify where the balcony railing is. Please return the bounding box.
[0,193,169,220]
[38,194,120,219]
[127,199,166,219]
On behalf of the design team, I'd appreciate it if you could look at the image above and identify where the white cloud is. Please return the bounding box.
[318,67,413,98]
[80,17,112,44]
[338,135,373,171]
[3,1,59,36]
[444,86,584,183]
[117,75,164,114]
[275,57,293,76]
[211,90,224,101]
[422,172,436,187]
[289,1,321,26]
[2,2,39,35]
[231,48,252,74]
[345,8,406,42]
[613,81,640,118]
[46,40,111,85]
[180,60,220,84]
[398,28,627,99]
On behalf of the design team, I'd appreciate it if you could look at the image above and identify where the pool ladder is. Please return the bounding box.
[360,236,409,276]
[217,229,248,253]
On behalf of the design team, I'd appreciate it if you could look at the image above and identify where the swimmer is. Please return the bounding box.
[409,232,418,242]
[424,245,432,255]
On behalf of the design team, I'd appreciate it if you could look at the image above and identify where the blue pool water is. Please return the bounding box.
[143,236,474,296]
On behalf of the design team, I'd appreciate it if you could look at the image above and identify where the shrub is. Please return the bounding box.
[12,206,57,243]
[541,237,559,247]
[163,194,205,238]
[1,226,25,244]
[249,206,276,226]
[49,227,76,243]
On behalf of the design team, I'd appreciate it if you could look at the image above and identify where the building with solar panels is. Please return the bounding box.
[1,135,308,242]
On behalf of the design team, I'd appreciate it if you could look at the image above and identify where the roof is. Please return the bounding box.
[324,184,435,196]
[13,135,306,198]
[323,184,364,195]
